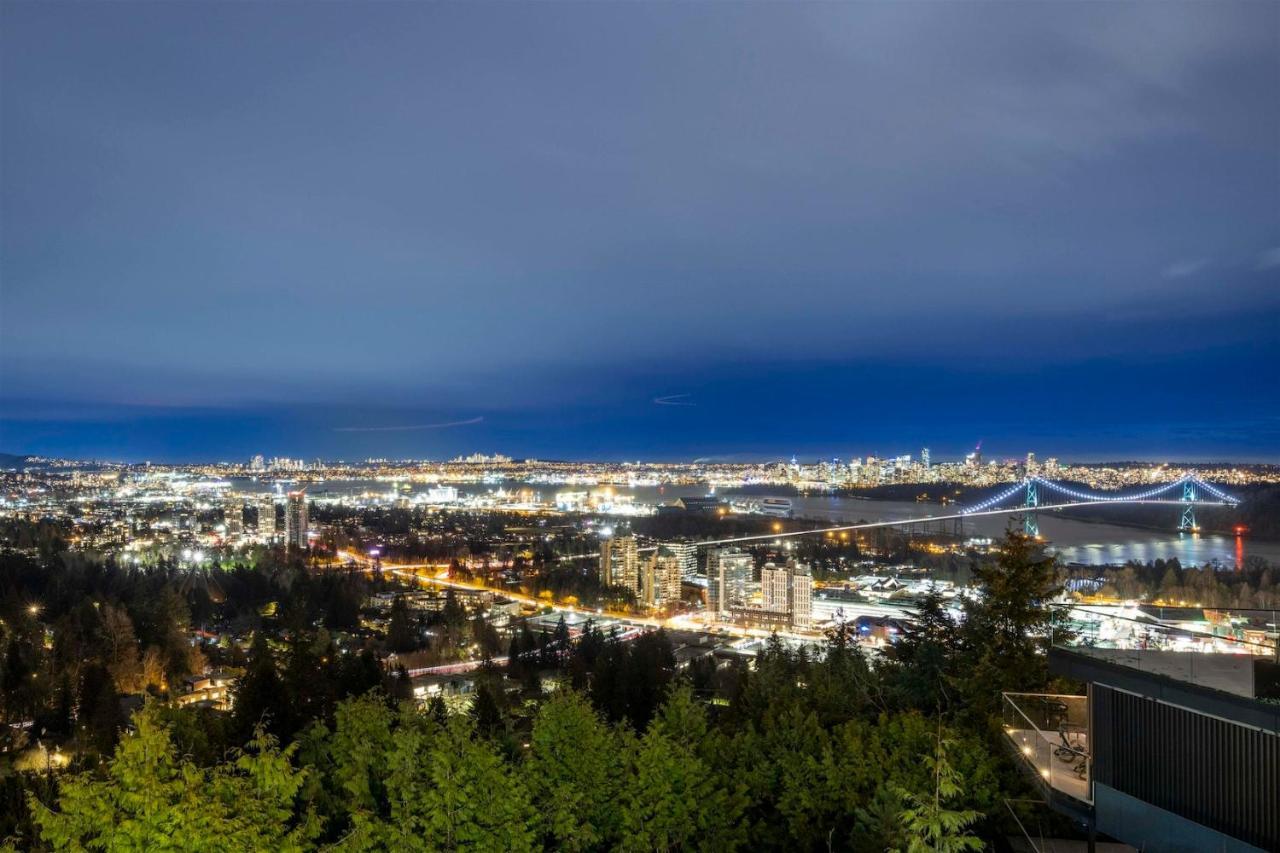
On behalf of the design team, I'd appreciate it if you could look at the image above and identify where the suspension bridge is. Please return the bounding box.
[652,476,1239,552]
[551,475,1243,559]
[960,474,1240,538]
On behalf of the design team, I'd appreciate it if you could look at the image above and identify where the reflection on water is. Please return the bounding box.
[230,478,1279,568]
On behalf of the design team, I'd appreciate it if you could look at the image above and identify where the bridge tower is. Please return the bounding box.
[1023,478,1039,538]
[1179,479,1198,533]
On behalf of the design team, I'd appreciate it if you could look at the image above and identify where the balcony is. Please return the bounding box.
[1002,692,1090,805]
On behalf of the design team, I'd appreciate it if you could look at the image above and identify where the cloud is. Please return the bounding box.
[1162,258,1209,279]
[1256,247,1280,271]
[653,394,696,407]
[333,417,483,432]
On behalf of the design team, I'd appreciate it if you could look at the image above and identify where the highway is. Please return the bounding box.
[338,550,837,644]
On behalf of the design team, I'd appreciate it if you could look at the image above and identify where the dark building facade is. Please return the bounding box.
[1007,634,1280,853]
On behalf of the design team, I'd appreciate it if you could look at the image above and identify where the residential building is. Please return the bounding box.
[285,491,308,549]
[665,541,699,581]
[706,548,752,620]
[761,560,813,630]
[761,562,791,613]
[223,499,242,536]
[1003,605,1279,852]
[641,548,684,609]
[176,670,239,712]
[790,562,812,629]
[599,535,639,592]
[257,496,276,540]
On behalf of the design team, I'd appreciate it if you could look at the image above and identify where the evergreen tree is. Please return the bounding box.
[890,588,960,713]
[440,590,468,652]
[891,732,982,853]
[619,686,745,852]
[29,706,316,851]
[386,595,419,654]
[469,677,505,737]
[328,693,395,815]
[960,530,1063,723]
[528,690,621,851]
[233,631,284,740]
[621,629,675,730]
[78,662,123,756]
[385,715,537,851]
[552,616,571,670]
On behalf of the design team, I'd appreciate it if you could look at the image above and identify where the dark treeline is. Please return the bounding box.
[0,526,433,843]
[2,530,1075,850]
[1063,558,1280,609]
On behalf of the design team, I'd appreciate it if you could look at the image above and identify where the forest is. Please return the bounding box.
[0,525,1076,850]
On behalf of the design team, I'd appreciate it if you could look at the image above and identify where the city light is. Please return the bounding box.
[1,3,1272,848]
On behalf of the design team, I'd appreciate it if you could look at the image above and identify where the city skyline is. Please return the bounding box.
[8,442,1280,468]
[2,3,1277,851]
[3,2,1278,462]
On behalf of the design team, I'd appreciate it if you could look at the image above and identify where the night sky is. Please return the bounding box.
[2,2,1278,463]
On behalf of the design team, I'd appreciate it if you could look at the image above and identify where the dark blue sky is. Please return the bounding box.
[2,2,1278,463]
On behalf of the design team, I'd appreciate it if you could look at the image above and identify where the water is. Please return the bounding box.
[228,477,1277,568]
[769,494,1268,569]
[623,486,1276,568]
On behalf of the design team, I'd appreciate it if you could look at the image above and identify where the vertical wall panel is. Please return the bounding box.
[1091,684,1279,850]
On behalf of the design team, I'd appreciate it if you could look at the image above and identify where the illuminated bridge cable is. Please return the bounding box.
[1029,476,1190,504]
[1190,477,1240,504]
[955,475,1240,529]
[959,480,1031,515]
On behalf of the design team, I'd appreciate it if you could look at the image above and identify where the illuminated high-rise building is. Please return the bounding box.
[761,560,813,629]
[790,562,813,629]
[761,562,790,613]
[257,496,277,540]
[640,556,655,607]
[965,442,983,467]
[706,548,752,620]
[921,447,931,469]
[665,541,698,581]
[599,535,639,592]
[641,548,684,609]
[286,491,308,549]
[223,499,243,536]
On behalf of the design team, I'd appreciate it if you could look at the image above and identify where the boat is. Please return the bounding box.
[759,498,793,518]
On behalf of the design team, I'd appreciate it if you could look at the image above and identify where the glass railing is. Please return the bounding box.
[1002,692,1090,804]
[1003,797,1096,851]
[1049,604,1279,700]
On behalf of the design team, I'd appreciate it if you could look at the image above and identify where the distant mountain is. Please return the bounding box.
[0,452,35,469]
